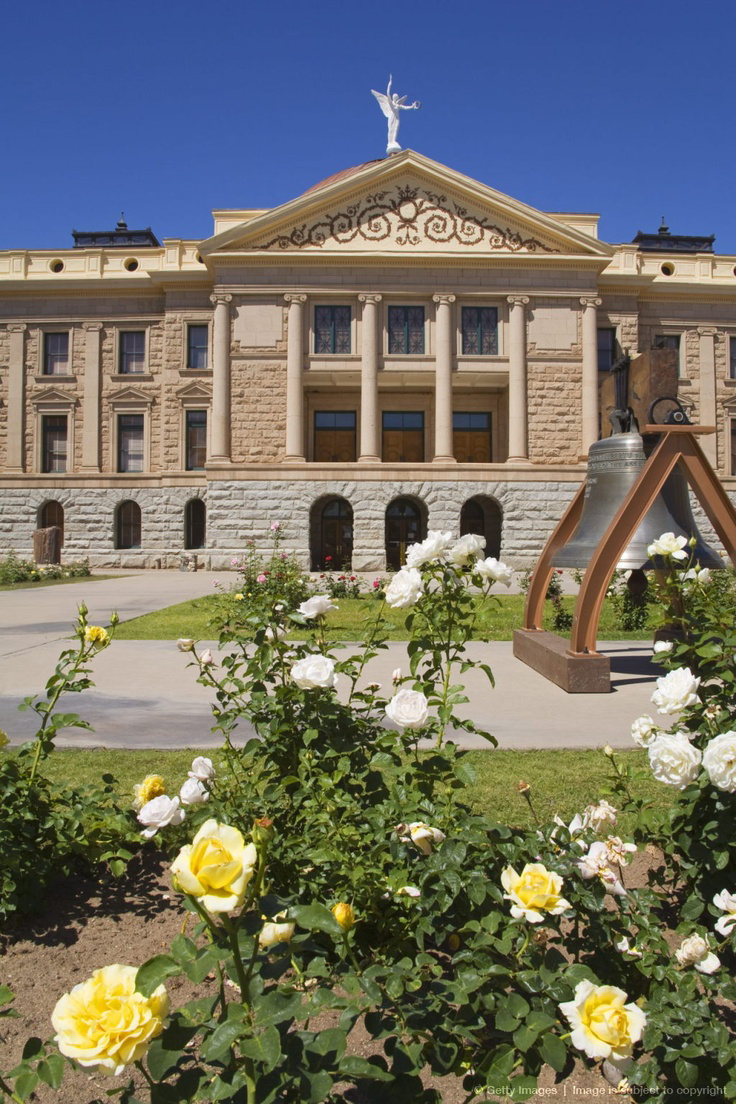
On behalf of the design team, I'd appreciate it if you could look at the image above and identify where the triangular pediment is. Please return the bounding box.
[176,380,212,401]
[201,151,613,261]
[31,387,78,407]
[108,386,154,408]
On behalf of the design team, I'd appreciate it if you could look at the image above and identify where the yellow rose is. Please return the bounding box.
[332,902,356,931]
[501,862,571,923]
[132,774,166,811]
[84,625,109,647]
[51,964,168,1076]
[171,819,257,913]
[559,979,646,1063]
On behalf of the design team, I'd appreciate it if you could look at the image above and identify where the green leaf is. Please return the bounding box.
[309,1027,347,1059]
[0,985,14,1005]
[238,1025,282,1072]
[201,1019,245,1063]
[292,903,343,937]
[675,1058,699,1087]
[21,1037,43,1060]
[338,1055,393,1081]
[12,1068,38,1101]
[36,1054,65,1089]
[136,955,182,997]
[540,1033,567,1072]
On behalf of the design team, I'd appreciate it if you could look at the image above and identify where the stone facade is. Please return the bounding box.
[1,150,735,570]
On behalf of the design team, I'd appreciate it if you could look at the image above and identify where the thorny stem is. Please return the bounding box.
[134,1059,157,1090]
[0,1073,24,1104]
[29,635,91,785]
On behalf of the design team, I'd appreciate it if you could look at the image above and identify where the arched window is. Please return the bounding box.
[385,497,426,570]
[116,500,141,549]
[460,496,502,559]
[38,500,64,546]
[310,496,353,570]
[185,499,206,550]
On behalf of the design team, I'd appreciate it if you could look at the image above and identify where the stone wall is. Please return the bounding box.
[527,361,582,463]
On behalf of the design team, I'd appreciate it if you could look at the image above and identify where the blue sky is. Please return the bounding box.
[3,0,736,252]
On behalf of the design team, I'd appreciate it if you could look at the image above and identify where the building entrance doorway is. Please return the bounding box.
[385,498,425,569]
[311,497,353,570]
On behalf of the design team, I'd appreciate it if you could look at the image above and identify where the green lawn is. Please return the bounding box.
[113,593,657,642]
[5,746,667,836]
[0,574,117,592]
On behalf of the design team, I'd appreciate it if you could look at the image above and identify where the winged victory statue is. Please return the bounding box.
[371,75,421,155]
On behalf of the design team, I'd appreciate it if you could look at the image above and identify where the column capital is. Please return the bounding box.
[7,323,27,333]
[697,326,718,337]
[507,295,530,307]
[210,293,232,307]
[284,293,307,305]
[432,293,456,305]
[358,293,383,304]
[82,321,103,332]
[579,296,602,309]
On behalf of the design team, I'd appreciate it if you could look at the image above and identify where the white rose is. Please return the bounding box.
[647,732,702,790]
[384,568,424,609]
[675,933,720,974]
[631,715,658,748]
[396,885,421,898]
[396,821,446,855]
[702,731,736,792]
[473,557,513,587]
[200,649,214,665]
[177,638,195,652]
[137,795,185,839]
[189,756,215,782]
[448,533,485,567]
[291,654,337,690]
[713,890,736,937]
[404,530,453,569]
[653,640,673,656]
[385,689,429,729]
[651,666,700,715]
[647,532,688,560]
[265,625,287,642]
[392,667,402,683]
[259,919,295,948]
[179,778,209,805]
[582,799,617,833]
[576,841,626,896]
[616,936,643,958]
[298,594,338,618]
[681,566,711,589]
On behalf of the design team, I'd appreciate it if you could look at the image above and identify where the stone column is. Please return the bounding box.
[81,322,102,471]
[432,294,456,461]
[284,294,307,461]
[210,293,232,462]
[358,294,382,461]
[580,297,602,456]
[506,296,530,462]
[698,327,718,466]
[6,324,26,473]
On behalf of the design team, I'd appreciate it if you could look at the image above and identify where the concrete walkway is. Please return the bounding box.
[0,571,662,751]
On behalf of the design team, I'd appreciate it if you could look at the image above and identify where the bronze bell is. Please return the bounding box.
[551,432,722,570]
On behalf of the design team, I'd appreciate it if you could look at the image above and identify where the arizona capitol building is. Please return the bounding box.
[1,149,735,571]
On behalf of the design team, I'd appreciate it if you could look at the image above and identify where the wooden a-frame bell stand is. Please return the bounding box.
[512,425,736,693]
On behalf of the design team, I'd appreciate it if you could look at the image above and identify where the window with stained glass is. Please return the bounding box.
[461,307,498,355]
[388,306,425,354]
[314,306,351,354]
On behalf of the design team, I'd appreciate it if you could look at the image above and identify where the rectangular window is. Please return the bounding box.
[41,415,67,472]
[730,336,736,380]
[597,328,617,372]
[314,410,356,462]
[119,331,146,374]
[187,325,209,370]
[118,414,144,472]
[382,411,424,462]
[453,411,492,463]
[461,307,498,355]
[314,306,351,354]
[388,306,425,355]
[185,410,207,470]
[44,332,69,375]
